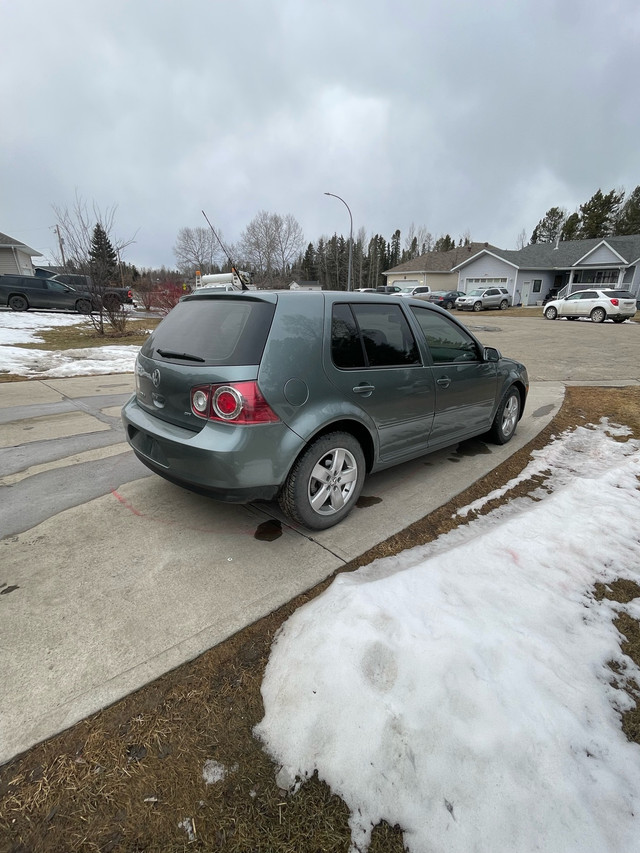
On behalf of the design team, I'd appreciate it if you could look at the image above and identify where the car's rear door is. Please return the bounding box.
[574,290,599,316]
[325,300,436,463]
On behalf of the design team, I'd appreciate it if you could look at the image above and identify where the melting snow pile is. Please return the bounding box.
[255,422,640,853]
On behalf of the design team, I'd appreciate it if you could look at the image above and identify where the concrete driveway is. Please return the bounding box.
[1,314,637,765]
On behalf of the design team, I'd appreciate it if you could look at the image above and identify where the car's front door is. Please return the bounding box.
[43,280,80,309]
[326,301,436,463]
[560,292,584,317]
[409,305,499,446]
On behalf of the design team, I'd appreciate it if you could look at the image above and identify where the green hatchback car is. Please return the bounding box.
[122,291,528,529]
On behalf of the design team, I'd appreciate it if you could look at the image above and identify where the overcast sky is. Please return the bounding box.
[2,0,640,270]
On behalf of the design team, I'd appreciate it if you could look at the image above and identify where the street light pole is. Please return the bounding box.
[324,192,353,292]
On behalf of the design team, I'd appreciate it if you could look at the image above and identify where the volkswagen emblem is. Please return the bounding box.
[152,369,161,388]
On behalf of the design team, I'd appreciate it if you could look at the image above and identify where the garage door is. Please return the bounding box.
[464,278,508,288]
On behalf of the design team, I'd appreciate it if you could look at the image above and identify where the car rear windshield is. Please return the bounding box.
[140,298,275,365]
[603,290,634,299]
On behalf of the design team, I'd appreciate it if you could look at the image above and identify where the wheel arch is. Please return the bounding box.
[289,418,376,477]
[8,292,30,308]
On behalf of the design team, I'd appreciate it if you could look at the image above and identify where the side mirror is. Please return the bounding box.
[484,346,501,363]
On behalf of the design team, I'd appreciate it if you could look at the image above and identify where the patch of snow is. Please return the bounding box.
[255,423,640,853]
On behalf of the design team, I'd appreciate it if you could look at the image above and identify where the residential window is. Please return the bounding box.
[573,269,619,284]
[532,280,542,293]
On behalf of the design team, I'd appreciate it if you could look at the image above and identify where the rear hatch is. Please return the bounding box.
[603,290,636,311]
[135,294,276,431]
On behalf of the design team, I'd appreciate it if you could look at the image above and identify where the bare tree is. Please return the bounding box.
[516,228,528,249]
[173,226,225,276]
[239,211,304,287]
[403,223,433,259]
[273,213,305,277]
[52,193,136,335]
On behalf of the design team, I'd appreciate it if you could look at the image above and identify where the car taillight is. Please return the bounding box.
[610,298,619,306]
[190,381,280,424]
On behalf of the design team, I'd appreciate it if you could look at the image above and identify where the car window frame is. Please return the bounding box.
[330,301,422,370]
[410,305,483,365]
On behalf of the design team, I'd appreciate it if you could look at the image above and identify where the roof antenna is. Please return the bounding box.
[201,210,248,290]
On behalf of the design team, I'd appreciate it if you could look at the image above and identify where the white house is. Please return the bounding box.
[385,236,640,306]
[0,232,42,275]
[450,236,640,305]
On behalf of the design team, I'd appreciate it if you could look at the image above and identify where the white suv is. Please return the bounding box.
[456,287,511,312]
[544,289,637,324]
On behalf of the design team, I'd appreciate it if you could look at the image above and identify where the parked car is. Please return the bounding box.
[397,285,431,297]
[122,291,528,530]
[427,290,466,309]
[456,287,511,312]
[355,288,376,292]
[376,285,403,294]
[543,289,637,323]
[0,273,134,312]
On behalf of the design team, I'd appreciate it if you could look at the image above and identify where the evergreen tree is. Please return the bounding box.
[433,234,455,252]
[89,222,118,287]
[560,213,581,241]
[389,229,401,267]
[615,186,640,235]
[530,207,566,244]
[300,242,317,281]
[578,188,624,238]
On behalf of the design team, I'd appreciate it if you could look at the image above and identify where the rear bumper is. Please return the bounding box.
[122,395,305,504]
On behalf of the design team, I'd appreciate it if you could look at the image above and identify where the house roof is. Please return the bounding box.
[384,243,501,276]
[453,235,640,271]
[0,231,41,256]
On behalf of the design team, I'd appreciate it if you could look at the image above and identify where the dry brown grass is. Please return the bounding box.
[1,386,639,852]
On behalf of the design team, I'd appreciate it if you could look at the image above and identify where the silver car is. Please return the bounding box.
[543,289,637,323]
[456,287,511,312]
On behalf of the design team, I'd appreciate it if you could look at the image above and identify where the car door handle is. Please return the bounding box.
[436,376,451,389]
[353,383,375,395]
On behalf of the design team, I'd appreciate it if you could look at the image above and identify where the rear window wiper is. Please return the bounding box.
[156,348,206,362]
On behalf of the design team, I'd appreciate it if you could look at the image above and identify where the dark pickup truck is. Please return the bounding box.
[0,274,134,313]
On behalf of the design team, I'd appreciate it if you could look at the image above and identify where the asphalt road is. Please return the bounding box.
[0,314,638,765]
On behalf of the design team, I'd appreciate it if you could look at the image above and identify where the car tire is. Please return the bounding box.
[473,301,483,312]
[487,386,520,445]
[544,306,557,320]
[499,299,509,310]
[76,298,92,314]
[612,317,626,324]
[590,307,606,323]
[278,432,365,530]
[8,295,29,311]
[445,300,453,310]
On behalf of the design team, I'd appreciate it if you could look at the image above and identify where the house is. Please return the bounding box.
[289,280,322,291]
[384,236,640,306]
[383,243,500,291]
[0,232,42,275]
[450,236,640,306]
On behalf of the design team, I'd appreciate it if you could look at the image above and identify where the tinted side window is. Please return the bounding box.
[411,307,480,364]
[351,303,420,367]
[331,303,366,368]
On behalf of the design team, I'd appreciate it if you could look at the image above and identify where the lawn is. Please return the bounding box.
[1,386,639,852]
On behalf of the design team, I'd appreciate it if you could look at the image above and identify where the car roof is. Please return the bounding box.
[182,289,448,312]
